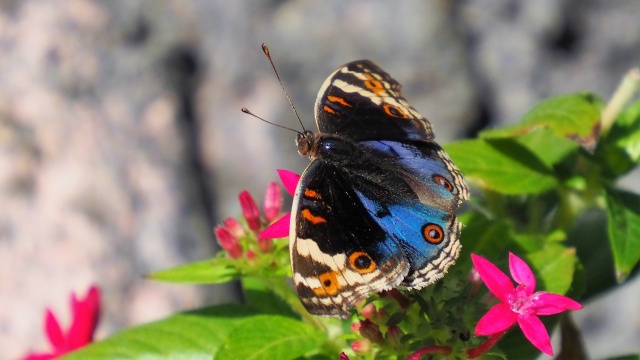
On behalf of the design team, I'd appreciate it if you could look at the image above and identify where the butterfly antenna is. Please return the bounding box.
[241,107,301,135]
[261,43,307,132]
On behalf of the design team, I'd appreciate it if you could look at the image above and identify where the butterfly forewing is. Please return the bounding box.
[314,60,434,142]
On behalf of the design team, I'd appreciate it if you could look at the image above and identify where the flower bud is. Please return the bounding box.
[239,190,261,232]
[351,339,371,355]
[350,322,361,332]
[361,303,376,319]
[245,250,257,262]
[339,352,350,360]
[258,237,273,253]
[223,217,245,239]
[263,182,282,222]
[359,319,383,344]
[214,226,242,259]
[386,325,404,348]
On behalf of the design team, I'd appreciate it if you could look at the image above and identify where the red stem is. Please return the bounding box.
[406,345,452,360]
[466,330,509,358]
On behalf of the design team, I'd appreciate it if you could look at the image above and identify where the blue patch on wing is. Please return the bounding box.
[354,189,453,269]
[361,140,454,193]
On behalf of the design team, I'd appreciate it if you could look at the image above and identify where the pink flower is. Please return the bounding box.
[215,226,243,259]
[471,252,583,356]
[263,181,282,222]
[239,190,261,232]
[23,286,101,360]
[259,169,300,239]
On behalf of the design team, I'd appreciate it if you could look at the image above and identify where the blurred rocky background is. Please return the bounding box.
[0,0,638,358]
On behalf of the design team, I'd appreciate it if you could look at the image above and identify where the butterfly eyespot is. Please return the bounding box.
[348,251,377,274]
[383,104,409,119]
[314,271,341,297]
[433,175,454,192]
[422,223,444,244]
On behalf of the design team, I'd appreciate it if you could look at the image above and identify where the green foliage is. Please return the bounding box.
[64,79,640,359]
[64,305,258,359]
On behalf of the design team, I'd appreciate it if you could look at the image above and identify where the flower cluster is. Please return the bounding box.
[214,181,285,259]
[23,285,101,360]
[255,171,584,358]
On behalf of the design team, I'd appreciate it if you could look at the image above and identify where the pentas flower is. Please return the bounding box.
[23,285,101,360]
[215,182,285,258]
[471,252,583,356]
[259,169,300,239]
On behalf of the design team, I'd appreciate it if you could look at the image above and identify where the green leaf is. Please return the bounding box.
[526,244,578,295]
[63,305,257,360]
[445,138,557,194]
[216,315,327,360]
[514,128,580,168]
[147,257,240,284]
[605,188,640,282]
[481,93,603,152]
[242,276,298,317]
[596,100,640,176]
[613,100,640,161]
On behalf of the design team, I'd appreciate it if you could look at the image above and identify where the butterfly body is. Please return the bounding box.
[290,60,468,317]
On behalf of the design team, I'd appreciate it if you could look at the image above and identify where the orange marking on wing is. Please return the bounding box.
[363,73,386,95]
[312,271,341,297]
[349,251,377,274]
[301,208,327,225]
[304,189,321,199]
[327,95,352,107]
[323,105,336,114]
[383,104,410,119]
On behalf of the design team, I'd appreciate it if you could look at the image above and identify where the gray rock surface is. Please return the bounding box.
[0,0,638,358]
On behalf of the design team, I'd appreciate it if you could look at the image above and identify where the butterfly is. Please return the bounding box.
[289,60,469,318]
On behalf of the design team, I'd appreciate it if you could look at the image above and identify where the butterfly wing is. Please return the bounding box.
[314,60,434,142]
[290,160,410,318]
[354,141,468,289]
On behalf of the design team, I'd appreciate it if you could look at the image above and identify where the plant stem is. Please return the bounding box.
[601,68,640,135]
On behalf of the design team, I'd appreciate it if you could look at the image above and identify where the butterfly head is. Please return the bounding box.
[296,130,317,156]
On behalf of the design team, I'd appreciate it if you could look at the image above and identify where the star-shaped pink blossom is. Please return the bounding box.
[259,169,300,239]
[23,286,101,360]
[471,252,582,356]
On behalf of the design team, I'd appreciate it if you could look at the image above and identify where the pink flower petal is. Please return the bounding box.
[68,286,100,348]
[277,169,300,196]
[44,308,64,349]
[21,353,58,360]
[508,252,536,294]
[259,213,291,239]
[517,315,553,356]
[471,253,514,303]
[475,303,517,336]
[529,292,583,315]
